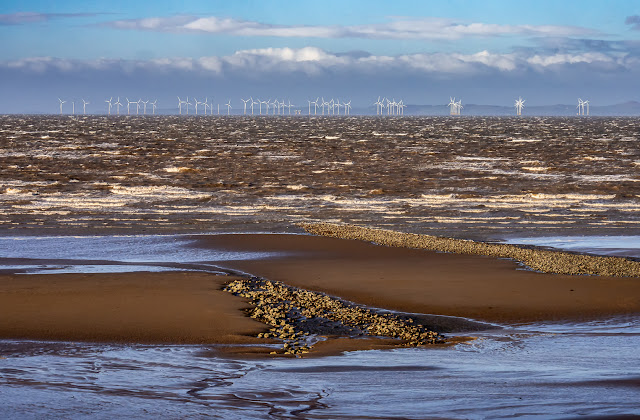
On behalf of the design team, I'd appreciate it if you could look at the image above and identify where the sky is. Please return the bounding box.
[1,0,640,113]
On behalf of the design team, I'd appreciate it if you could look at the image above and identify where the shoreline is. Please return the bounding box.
[1,230,639,356]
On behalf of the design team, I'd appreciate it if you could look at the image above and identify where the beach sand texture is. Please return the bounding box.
[0,272,266,344]
[1,231,639,353]
[195,232,640,324]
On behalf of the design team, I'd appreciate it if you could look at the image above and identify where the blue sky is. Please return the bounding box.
[1,0,640,113]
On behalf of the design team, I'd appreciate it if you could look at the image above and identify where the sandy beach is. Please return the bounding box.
[196,233,640,323]
[0,272,266,345]
[1,231,639,354]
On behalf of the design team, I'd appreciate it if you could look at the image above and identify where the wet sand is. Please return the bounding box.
[0,272,266,344]
[193,233,640,323]
[1,233,639,353]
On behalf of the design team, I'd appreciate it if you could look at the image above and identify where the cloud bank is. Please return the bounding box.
[3,46,634,77]
[104,16,598,40]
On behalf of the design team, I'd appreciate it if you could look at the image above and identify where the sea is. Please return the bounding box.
[1,115,639,418]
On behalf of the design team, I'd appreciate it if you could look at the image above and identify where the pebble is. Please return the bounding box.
[300,222,640,278]
[224,276,445,357]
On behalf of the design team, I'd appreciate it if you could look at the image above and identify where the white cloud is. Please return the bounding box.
[104,16,598,40]
[3,47,636,77]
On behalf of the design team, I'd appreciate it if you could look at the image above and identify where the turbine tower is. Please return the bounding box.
[577,98,589,116]
[514,97,525,116]
[151,100,157,115]
[115,97,122,115]
[142,100,149,115]
[226,100,231,115]
[58,98,66,115]
[177,96,185,115]
[105,97,113,115]
[577,98,584,116]
[126,98,132,115]
[241,98,250,115]
[194,97,203,115]
[456,99,463,116]
[448,97,457,115]
[82,99,89,115]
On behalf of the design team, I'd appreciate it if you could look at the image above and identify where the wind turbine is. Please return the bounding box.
[250,97,257,115]
[225,100,231,115]
[58,98,66,115]
[374,96,381,115]
[287,100,293,115]
[185,97,192,115]
[321,98,330,115]
[241,98,250,115]
[263,99,270,115]
[141,100,149,115]
[71,101,75,115]
[135,99,141,115]
[344,100,351,115]
[448,97,457,115]
[194,97,203,115]
[203,97,210,115]
[583,100,589,116]
[82,99,89,115]
[577,98,584,116]
[151,100,157,115]
[177,96,185,115]
[126,98,133,115]
[115,97,122,115]
[514,97,525,116]
[105,97,113,115]
[456,99,463,115]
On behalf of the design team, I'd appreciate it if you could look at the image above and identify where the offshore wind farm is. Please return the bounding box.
[50,95,640,116]
[1,1,640,419]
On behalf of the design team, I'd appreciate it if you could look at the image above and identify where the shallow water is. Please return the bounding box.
[1,320,639,419]
[0,234,639,418]
[0,234,288,274]
[504,235,640,258]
